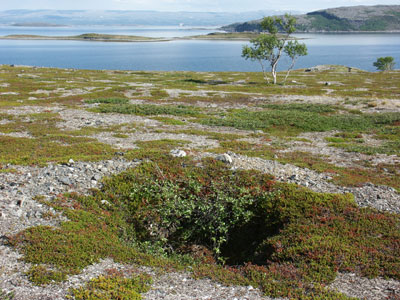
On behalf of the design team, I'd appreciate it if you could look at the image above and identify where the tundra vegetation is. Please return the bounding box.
[0,64,400,299]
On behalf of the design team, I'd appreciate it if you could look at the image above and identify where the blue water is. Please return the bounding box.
[0,27,399,72]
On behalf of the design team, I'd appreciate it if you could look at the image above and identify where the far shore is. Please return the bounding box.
[4,30,396,44]
[0,32,263,42]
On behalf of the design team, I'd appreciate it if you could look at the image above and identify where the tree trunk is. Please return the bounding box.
[258,59,269,84]
[271,62,278,84]
[271,43,285,85]
[283,59,296,85]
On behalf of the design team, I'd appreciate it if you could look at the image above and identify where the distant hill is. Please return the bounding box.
[222,5,400,32]
[0,9,299,27]
[12,22,66,27]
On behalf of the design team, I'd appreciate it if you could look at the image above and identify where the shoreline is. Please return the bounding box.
[1,31,399,43]
[0,33,256,42]
[0,34,171,43]
[0,32,298,42]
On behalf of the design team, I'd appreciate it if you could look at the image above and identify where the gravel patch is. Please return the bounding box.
[284,131,400,168]
[0,92,19,95]
[57,109,159,130]
[0,132,32,138]
[0,256,133,300]
[2,105,62,116]
[329,273,400,300]
[0,158,138,236]
[93,131,219,149]
[142,271,278,300]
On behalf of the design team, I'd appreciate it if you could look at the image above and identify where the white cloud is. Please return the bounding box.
[0,0,399,12]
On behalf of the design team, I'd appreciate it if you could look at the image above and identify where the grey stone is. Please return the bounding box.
[59,176,72,186]
[92,174,102,181]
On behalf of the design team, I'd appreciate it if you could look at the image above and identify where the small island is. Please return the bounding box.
[0,33,168,42]
[0,32,296,42]
[12,22,67,27]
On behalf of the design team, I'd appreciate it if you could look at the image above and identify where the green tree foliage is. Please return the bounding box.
[242,14,307,84]
[373,56,395,71]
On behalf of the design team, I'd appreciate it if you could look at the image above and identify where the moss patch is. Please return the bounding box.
[0,135,116,165]
[69,274,152,300]
[92,103,203,117]
[26,265,67,285]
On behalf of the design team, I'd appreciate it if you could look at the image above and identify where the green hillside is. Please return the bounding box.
[222,5,400,32]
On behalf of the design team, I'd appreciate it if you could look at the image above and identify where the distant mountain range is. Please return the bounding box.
[222,5,400,32]
[0,9,300,27]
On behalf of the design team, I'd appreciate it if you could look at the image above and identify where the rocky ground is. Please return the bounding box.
[0,65,399,299]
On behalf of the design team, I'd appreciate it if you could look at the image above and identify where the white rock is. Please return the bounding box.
[170,149,187,158]
[216,153,233,164]
[101,200,111,206]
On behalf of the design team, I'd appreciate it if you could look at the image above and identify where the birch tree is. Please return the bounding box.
[242,14,307,84]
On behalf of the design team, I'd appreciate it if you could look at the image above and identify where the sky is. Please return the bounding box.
[0,0,398,13]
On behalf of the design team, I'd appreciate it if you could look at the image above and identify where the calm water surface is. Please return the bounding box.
[0,26,399,72]
[0,25,221,38]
